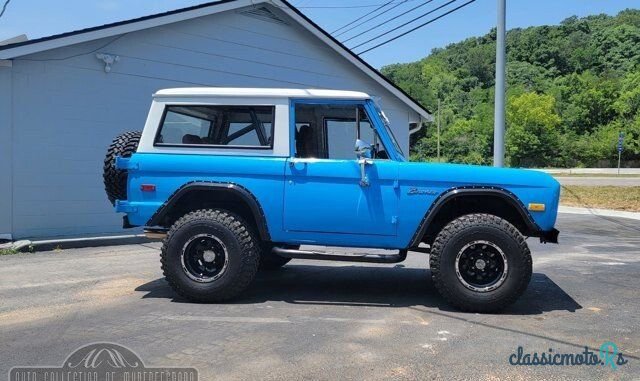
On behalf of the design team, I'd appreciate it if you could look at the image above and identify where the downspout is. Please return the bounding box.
[409,115,430,135]
[409,122,422,135]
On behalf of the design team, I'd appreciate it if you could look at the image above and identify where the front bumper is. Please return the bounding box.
[540,228,559,244]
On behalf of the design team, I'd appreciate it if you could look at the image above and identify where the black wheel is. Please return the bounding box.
[259,244,298,270]
[160,209,260,302]
[429,214,532,313]
[103,131,142,205]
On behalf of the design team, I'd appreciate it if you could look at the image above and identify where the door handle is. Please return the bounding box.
[358,158,373,187]
[288,158,312,169]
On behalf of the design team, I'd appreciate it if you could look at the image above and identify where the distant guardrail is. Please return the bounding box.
[537,168,640,175]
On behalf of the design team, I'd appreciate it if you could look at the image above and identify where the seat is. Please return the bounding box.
[182,134,203,144]
[296,125,316,158]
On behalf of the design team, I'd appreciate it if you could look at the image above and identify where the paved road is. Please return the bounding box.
[1,214,639,380]
[554,176,640,187]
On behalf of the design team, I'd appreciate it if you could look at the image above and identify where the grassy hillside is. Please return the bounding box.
[382,10,640,167]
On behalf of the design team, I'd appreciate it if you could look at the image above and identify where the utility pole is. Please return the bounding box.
[493,0,506,167]
[437,99,441,162]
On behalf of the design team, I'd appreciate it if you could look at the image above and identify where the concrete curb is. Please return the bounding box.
[559,206,640,221]
[1,234,155,253]
[31,234,154,252]
[0,240,32,251]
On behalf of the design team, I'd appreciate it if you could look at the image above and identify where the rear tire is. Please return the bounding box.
[429,214,532,313]
[160,209,260,302]
[103,131,142,205]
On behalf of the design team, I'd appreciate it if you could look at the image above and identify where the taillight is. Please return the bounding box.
[140,184,156,192]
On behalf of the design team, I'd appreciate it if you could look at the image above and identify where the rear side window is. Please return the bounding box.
[155,105,275,148]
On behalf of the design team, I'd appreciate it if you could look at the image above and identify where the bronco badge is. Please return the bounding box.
[408,188,437,196]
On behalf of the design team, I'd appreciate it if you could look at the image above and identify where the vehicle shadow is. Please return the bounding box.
[135,264,581,315]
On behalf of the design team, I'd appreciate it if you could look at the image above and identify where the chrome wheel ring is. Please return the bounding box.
[181,234,229,283]
[455,240,508,292]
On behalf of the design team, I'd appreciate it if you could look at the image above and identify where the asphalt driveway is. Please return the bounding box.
[1,213,639,380]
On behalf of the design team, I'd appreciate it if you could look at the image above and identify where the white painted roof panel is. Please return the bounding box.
[154,87,371,99]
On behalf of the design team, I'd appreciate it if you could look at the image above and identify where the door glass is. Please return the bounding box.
[294,103,387,159]
[325,119,356,160]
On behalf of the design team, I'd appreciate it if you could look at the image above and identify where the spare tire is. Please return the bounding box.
[103,131,142,205]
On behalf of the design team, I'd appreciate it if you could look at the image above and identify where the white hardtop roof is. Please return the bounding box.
[154,87,371,100]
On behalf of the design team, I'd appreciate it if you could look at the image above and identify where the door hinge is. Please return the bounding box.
[393,180,399,189]
[391,216,398,224]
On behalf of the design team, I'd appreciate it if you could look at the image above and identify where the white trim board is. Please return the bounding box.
[0,1,254,59]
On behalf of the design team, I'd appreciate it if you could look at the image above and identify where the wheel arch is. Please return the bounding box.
[147,181,270,241]
[409,187,542,248]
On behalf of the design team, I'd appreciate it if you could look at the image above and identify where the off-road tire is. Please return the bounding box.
[160,209,260,302]
[103,131,142,205]
[429,213,532,313]
[259,244,299,270]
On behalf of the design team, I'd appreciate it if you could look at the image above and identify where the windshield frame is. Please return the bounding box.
[369,99,406,160]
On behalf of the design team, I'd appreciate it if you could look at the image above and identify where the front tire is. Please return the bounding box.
[429,214,532,313]
[160,209,260,302]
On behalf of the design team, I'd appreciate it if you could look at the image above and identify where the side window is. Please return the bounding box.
[160,108,213,145]
[155,105,274,148]
[294,104,387,159]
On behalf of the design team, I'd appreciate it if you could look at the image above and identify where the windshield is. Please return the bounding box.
[371,99,405,159]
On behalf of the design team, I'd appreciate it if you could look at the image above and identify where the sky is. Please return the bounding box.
[0,0,637,68]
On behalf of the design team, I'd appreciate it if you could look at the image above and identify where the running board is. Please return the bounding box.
[272,247,407,264]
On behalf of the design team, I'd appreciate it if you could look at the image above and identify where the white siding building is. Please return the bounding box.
[0,0,430,240]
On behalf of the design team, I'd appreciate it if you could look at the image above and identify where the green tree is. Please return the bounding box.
[591,24,640,73]
[506,93,561,167]
[553,71,619,134]
[614,70,640,119]
[441,118,492,165]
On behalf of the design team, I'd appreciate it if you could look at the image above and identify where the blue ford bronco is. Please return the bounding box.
[103,88,560,312]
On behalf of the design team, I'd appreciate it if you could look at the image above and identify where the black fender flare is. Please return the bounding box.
[408,187,543,248]
[146,181,270,241]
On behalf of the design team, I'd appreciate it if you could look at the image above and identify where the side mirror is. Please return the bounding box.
[355,139,373,159]
[355,139,373,187]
